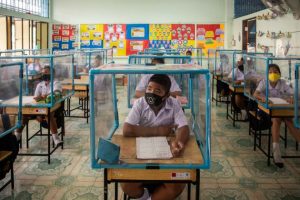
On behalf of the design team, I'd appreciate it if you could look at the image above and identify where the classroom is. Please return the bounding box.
[0,0,300,199]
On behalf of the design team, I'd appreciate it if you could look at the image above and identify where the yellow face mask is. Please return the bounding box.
[269,73,281,82]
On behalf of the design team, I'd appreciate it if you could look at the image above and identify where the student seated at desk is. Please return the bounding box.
[135,58,182,98]
[83,55,103,73]
[228,57,247,119]
[253,64,300,168]
[14,66,63,146]
[122,74,189,200]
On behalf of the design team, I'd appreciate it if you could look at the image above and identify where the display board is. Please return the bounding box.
[196,24,225,57]
[80,24,104,48]
[52,23,225,56]
[103,24,127,56]
[52,24,78,51]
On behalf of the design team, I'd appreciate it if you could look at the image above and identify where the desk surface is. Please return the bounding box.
[61,79,89,86]
[111,134,203,165]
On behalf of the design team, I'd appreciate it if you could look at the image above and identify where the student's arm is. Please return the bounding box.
[170,125,189,157]
[170,91,182,97]
[123,122,176,137]
[253,80,266,102]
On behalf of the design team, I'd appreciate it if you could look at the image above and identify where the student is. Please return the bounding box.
[83,55,103,73]
[15,66,63,146]
[216,54,230,99]
[253,64,300,167]
[228,57,247,119]
[122,74,189,200]
[135,58,182,98]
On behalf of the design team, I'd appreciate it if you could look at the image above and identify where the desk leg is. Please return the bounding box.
[187,183,191,200]
[268,121,271,166]
[61,102,65,149]
[48,108,51,164]
[10,158,14,189]
[115,182,118,199]
[87,91,89,124]
[26,121,29,148]
[104,168,108,200]
[196,169,200,200]
[212,77,214,102]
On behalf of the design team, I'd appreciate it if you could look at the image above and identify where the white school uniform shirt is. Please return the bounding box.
[34,80,62,97]
[255,79,293,98]
[228,68,244,81]
[125,97,188,129]
[136,74,182,93]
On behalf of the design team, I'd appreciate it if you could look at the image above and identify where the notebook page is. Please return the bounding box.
[136,137,173,159]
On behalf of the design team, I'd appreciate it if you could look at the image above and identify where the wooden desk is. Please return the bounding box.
[227,84,245,127]
[254,102,299,166]
[0,151,14,191]
[104,134,203,200]
[61,79,89,123]
[3,96,64,164]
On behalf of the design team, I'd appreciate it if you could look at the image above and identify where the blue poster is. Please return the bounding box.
[126,24,149,40]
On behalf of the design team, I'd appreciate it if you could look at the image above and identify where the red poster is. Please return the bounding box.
[103,24,126,41]
[171,24,195,40]
[126,40,149,55]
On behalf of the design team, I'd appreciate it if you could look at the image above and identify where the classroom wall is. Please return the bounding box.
[232,9,300,55]
[52,0,226,24]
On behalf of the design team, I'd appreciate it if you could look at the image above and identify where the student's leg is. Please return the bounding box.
[121,183,145,199]
[151,183,185,200]
[235,94,245,109]
[15,115,30,140]
[272,118,283,166]
[284,119,300,142]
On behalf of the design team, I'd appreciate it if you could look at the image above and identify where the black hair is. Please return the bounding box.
[151,58,165,64]
[269,63,281,74]
[43,65,55,74]
[95,55,102,61]
[148,74,171,93]
[186,50,192,55]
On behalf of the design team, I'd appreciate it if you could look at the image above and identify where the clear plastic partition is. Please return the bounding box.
[105,48,114,64]
[0,49,24,56]
[207,49,217,73]
[0,55,74,108]
[244,55,300,109]
[143,48,179,55]
[128,55,191,65]
[0,49,50,56]
[90,64,211,169]
[294,63,300,128]
[0,62,23,137]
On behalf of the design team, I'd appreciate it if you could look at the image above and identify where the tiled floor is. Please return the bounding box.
[1,87,300,199]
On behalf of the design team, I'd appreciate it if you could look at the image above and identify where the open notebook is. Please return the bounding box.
[136,137,173,159]
[269,97,289,104]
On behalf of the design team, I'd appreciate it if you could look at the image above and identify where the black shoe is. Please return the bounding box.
[273,158,284,168]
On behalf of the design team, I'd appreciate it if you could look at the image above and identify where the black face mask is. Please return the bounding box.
[145,93,165,107]
[42,74,51,81]
[238,64,244,72]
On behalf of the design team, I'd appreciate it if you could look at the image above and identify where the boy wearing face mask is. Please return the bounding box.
[122,74,189,200]
[254,64,300,168]
[228,57,247,119]
[15,66,63,146]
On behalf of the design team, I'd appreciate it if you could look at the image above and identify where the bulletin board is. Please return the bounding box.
[170,24,196,54]
[126,24,149,40]
[126,40,149,55]
[149,24,172,49]
[103,24,127,56]
[80,24,104,48]
[52,24,78,51]
[196,24,225,57]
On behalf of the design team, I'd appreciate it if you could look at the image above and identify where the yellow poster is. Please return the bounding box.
[103,40,126,56]
[80,24,104,41]
[149,24,172,40]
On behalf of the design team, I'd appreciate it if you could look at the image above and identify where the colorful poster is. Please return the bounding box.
[149,40,172,49]
[171,24,195,40]
[170,40,195,54]
[52,24,78,51]
[196,24,225,57]
[126,40,149,55]
[126,24,149,40]
[149,24,172,40]
[103,24,126,56]
[80,24,104,48]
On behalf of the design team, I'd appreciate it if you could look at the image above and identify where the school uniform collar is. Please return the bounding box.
[268,79,282,90]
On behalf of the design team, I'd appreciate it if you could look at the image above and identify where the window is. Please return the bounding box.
[0,0,49,18]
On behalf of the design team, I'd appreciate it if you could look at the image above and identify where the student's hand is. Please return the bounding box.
[286,97,294,104]
[157,124,178,136]
[171,140,185,157]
